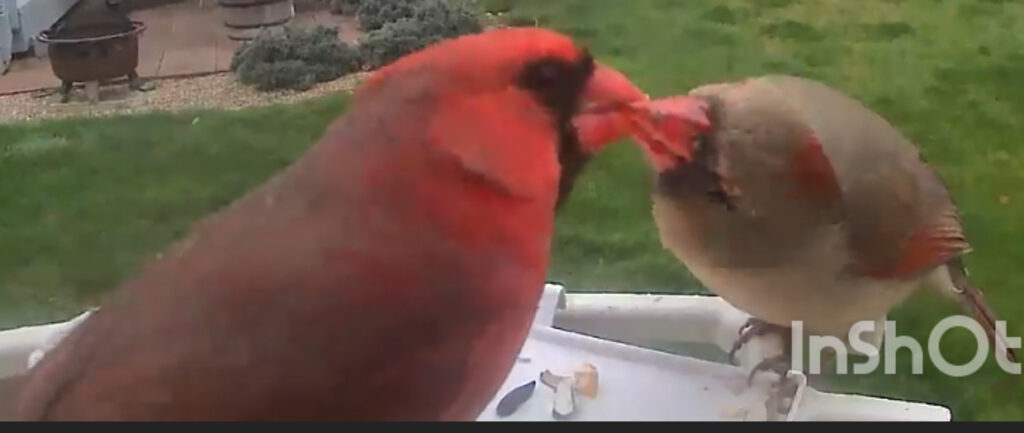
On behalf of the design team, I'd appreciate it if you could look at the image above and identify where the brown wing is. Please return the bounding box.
[754,75,971,279]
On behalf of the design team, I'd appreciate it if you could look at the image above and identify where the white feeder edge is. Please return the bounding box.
[0,308,94,380]
[0,285,951,421]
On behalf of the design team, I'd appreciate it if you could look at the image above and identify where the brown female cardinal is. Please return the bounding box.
[11,28,649,421]
[582,74,1019,380]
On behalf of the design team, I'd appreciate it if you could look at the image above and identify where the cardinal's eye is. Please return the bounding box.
[535,63,561,84]
[517,57,591,120]
[520,58,575,91]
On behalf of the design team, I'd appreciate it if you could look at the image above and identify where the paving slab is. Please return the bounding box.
[0,0,363,95]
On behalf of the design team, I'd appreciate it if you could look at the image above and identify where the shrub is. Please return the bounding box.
[357,0,420,32]
[478,0,516,14]
[412,0,482,34]
[358,0,483,68]
[329,0,364,15]
[231,26,362,91]
[240,60,319,91]
[359,19,440,70]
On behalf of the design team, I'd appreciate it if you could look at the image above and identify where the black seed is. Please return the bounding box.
[495,380,537,417]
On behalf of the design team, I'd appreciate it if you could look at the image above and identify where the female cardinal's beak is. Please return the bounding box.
[627,95,712,169]
[575,75,713,171]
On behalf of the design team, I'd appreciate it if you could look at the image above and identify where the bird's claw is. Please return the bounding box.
[727,342,743,365]
[747,354,792,387]
[737,320,754,335]
[728,318,789,366]
[762,363,801,418]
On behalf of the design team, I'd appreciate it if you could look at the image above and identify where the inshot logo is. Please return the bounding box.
[790,316,1021,377]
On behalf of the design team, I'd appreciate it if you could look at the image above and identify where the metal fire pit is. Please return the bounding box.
[37,20,147,103]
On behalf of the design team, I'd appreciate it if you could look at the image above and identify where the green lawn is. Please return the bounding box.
[2,0,1024,420]
[0,97,350,326]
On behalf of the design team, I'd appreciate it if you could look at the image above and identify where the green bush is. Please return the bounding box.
[478,0,516,14]
[413,0,482,33]
[357,0,421,32]
[231,26,362,91]
[359,19,439,70]
[329,0,364,15]
[241,60,319,91]
[359,0,483,68]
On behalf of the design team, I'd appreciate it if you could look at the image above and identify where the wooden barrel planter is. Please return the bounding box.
[218,0,295,41]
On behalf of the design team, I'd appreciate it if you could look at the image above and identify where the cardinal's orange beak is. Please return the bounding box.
[581,62,648,110]
[575,76,712,171]
[574,62,649,153]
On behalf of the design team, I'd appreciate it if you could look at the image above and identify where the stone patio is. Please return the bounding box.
[0,0,362,95]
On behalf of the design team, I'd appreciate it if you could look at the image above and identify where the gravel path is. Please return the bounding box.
[0,13,510,125]
[0,72,370,125]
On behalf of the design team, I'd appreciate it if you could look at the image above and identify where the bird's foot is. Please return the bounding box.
[760,357,802,419]
[747,354,792,387]
[728,318,791,365]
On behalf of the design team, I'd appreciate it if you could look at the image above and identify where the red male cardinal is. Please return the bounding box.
[580,74,1018,379]
[11,28,648,421]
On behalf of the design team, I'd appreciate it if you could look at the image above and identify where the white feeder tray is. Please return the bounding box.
[0,284,952,421]
[478,284,951,421]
